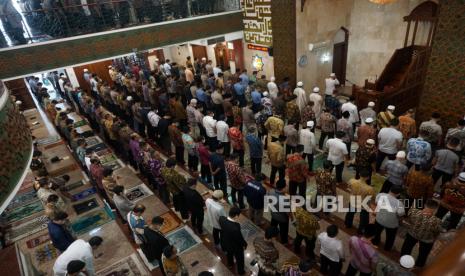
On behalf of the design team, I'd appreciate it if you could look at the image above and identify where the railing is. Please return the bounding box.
[0,0,241,48]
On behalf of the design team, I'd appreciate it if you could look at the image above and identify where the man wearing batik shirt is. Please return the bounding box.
[293,206,320,258]
[405,164,434,212]
[359,101,376,126]
[225,153,247,209]
[300,101,316,130]
[436,172,465,230]
[406,130,432,169]
[228,126,245,167]
[445,119,465,151]
[315,160,336,197]
[286,145,308,197]
[318,108,336,150]
[354,139,377,184]
[264,114,284,139]
[377,105,396,129]
[357,118,376,147]
[398,109,417,144]
[401,200,443,267]
[148,150,169,203]
[324,93,341,118]
[337,111,353,154]
[285,95,301,124]
[268,136,287,186]
[161,158,188,218]
[345,169,375,234]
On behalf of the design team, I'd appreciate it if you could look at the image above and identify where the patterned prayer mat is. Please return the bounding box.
[70,208,113,235]
[72,187,97,201]
[85,136,101,147]
[34,242,58,265]
[72,198,99,215]
[63,180,85,192]
[240,220,260,240]
[102,160,122,171]
[73,120,87,128]
[99,153,117,165]
[3,200,44,224]
[166,226,202,254]
[96,253,149,276]
[5,215,49,244]
[86,143,107,153]
[26,233,50,249]
[35,135,61,146]
[95,148,112,157]
[160,212,181,234]
[6,188,38,210]
[125,184,154,203]
[313,153,328,171]
[19,172,36,192]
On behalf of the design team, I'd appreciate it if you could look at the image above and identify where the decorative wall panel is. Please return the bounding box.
[0,12,243,79]
[241,0,273,46]
[0,83,33,213]
[417,0,465,129]
[271,0,296,86]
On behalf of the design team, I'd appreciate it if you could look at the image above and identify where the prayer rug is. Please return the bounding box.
[72,187,97,201]
[72,198,99,215]
[6,188,38,210]
[137,248,159,270]
[166,226,201,254]
[240,220,260,240]
[3,200,44,224]
[99,153,117,165]
[313,153,328,171]
[102,160,122,171]
[26,233,50,249]
[86,143,107,153]
[35,135,61,146]
[125,184,154,203]
[95,148,112,157]
[160,212,181,234]
[5,215,49,244]
[96,253,149,276]
[70,208,113,235]
[85,136,101,147]
[73,120,87,128]
[34,242,58,265]
[63,180,85,192]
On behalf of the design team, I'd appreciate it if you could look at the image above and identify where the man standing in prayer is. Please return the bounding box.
[377,105,396,129]
[309,87,323,124]
[341,96,359,132]
[325,73,340,97]
[294,81,307,112]
[359,102,376,126]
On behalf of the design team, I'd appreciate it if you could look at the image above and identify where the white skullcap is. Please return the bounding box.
[108,65,112,69]
[387,105,395,111]
[126,96,133,101]
[313,87,320,93]
[396,151,406,159]
[400,255,415,269]
[83,68,89,72]
[263,91,269,97]
[201,57,206,61]
[15,100,22,105]
[458,172,465,182]
[365,117,374,124]
[330,73,336,77]
[270,76,275,82]
[297,81,303,87]
[212,190,224,199]
[190,99,197,105]
[306,121,315,128]
[368,101,375,107]
[366,139,375,145]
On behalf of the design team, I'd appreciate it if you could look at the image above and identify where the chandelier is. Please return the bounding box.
[369,0,397,4]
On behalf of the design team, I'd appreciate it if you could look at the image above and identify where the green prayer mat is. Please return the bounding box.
[70,208,113,235]
[3,200,44,223]
[313,153,328,171]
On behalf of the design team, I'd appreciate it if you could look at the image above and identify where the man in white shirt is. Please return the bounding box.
[326,131,349,183]
[377,118,403,171]
[213,65,222,78]
[309,87,323,124]
[53,237,103,276]
[205,190,226,248]
[267,76,279,100]
[293,81,307,112]
[325,73,340,96]
[359,101,377,126]
[318,224,344,275]
[163,60,172,76]
[341,96,359,132]
[216,117,230,156]
[58,73,67,94]
[202,110,217,149]
[372,185,405,251]
[299,121,316,172]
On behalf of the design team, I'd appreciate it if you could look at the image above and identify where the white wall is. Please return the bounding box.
[65,67,80,88]
[206,45,217,67]
[243,46,274,79]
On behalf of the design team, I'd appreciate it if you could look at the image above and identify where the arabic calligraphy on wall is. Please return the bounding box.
[241,0,273,47]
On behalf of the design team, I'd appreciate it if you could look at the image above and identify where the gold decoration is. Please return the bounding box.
[369,0,397,4]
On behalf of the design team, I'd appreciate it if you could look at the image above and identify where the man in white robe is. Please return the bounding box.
[309,86,323,124]
[293,81,307,112]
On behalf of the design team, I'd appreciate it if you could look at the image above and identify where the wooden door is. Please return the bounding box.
[231,39,244,71]
[214,43,229,70]
[73,59,114,91]
[332,42,347,85]
[191,45,208,61]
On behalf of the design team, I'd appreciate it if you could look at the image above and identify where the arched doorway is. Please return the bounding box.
[332,27,349,85]
[214,43,229,70]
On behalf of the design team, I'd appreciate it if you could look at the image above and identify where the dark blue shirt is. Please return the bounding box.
[244,180,266,209]
[251,90,262,104]
[196,88,206,102]
[246,134,263,158]
[209,153,226,177]
[48,221,75,252]
[325,96,341,117]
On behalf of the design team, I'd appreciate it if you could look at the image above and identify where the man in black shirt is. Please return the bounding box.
[142,216,170,276]
[183,178,205,234]
[219,207,248,275]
